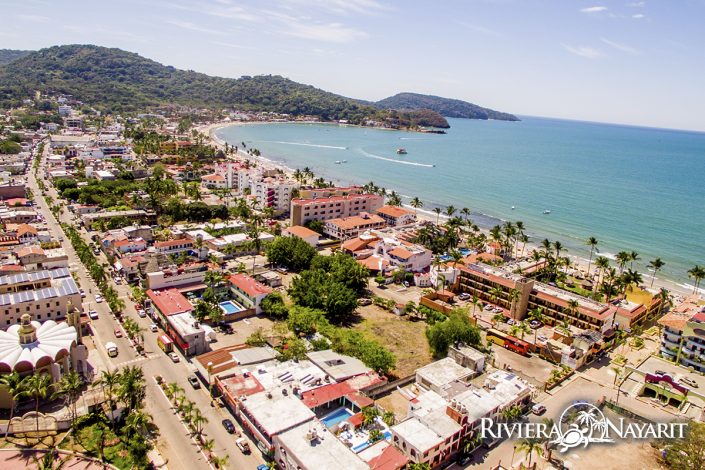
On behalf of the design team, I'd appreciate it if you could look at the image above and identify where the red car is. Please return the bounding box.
[114,329,123,338]
[134,303,142,310]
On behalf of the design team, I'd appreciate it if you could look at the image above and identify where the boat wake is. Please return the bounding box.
[261,141,347,150]
[359,149,435,168]
[399,137,428,141]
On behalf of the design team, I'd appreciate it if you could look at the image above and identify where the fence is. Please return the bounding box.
[362,374,416,399]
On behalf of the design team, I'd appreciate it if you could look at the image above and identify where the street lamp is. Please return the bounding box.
[207,361,213,400]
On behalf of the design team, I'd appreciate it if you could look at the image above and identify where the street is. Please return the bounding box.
[29,141,264,470]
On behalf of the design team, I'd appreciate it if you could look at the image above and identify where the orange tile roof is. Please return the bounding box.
[15,224,38,236]
[147,288,193,316]
[357,256,389,271]
[388,247,414,260]
[341,236,377,253]
[658,312,692,330]
[154,238,193,248]
[202,174,225,181]
[327,214,385,230]
[285,225,320,239]
[228,273,272,297]
[375,205,414,218]
[15,245,44,258]
[366,443,409,470]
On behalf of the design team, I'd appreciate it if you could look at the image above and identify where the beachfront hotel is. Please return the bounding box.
[658,296,705,372]
[323,213,386,241]
[290,193,384,227]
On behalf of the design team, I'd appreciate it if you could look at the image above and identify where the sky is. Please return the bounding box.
[1,0,704,131]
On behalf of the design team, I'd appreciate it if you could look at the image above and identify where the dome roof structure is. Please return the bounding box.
[0,315,77,373]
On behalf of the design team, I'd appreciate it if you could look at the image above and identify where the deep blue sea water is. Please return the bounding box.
[216,117,705,285]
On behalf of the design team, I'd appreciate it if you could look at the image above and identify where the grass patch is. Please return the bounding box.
[354,305,432,377]
[64,414,141,470]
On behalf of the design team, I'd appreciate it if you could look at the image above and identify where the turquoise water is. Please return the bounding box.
[219,301,244,314]
[217,118,705,285]
[321,407,354,428]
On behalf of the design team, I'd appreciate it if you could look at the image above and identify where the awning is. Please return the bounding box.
[202,324,217,341]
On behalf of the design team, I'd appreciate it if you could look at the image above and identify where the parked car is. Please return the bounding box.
[680,377,698,388]
[655,369,667,376]
[531,404,547,415]
[484,304,493,311]
[138,309,147,318]
[458,293,471,301]
[236,438,251,454]
[506,319,515,325]
[149,324,158,332]
[114,329,122,338]
[88,310,99,320]
[529,320,542,329]
[358,298,372,306]
[169,352,180,363]
[222,419,235,434]
[80,289,86,298]
[95,295,103,303]
[187,375,201,389]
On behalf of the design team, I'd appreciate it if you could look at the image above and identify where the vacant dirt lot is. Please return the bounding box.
[354,304,432,378]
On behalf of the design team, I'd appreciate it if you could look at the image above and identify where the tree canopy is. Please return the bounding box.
[425,310,482,358]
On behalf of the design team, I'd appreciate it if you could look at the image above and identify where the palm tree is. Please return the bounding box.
[191,409,209,440]
[566,299,579,322]
[508,288,520,319]
[433,207,442,225]
[387,191,402,206]
[201,438,215,457]
[489,286,504,308]
[654,288,672,320]
[0,371,26,438]
[52,370,82,427]
[688,265,705,293]
[586,236,598,277]
[516,437,544,468]
[410,197,423,215]
[165,382,184,405]
[445,205,457,218]
[118,365,146,414]
[460,207,471,222]
[528,307,546,344]
[595,256,610,289]
[616,251,630,274]
[211,454,230,469]
[23,373,52,433]
[95,369,121,413]
[125,409,152,438]
[647,258,665,288]
[448,249,464,269]
[629,250,640,269]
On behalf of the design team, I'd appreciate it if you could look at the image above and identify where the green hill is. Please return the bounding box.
[0,49,32,66]
[0,44,449,128]
[376,92,519,121]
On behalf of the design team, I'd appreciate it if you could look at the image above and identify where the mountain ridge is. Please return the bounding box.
[375,92,519,121]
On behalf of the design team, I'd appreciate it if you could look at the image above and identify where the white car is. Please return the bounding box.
[169,352,180,363]
[95,295,104,303]
[149,324,158,332]
[138,309,147,318]
[88,310,99,320]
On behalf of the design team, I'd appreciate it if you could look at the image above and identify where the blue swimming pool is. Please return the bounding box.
[352,431,393,453]
[219,301,245,315]
[321,408,353,429]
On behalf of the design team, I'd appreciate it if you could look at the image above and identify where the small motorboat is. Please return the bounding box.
[396,148,407,155]
[335,160,341,164]
[511,206,515,210]
[341,159,347,163]
[543,209,551,214]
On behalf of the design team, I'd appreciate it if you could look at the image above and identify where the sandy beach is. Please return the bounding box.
[199,120,693,298]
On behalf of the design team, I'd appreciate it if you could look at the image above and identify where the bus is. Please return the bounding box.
[157,334,174,353]
[486,328,531,356]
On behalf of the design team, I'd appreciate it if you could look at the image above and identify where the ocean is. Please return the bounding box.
[216,117,705,286]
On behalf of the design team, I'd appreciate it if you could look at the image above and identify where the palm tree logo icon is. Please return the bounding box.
[551,403,613,452]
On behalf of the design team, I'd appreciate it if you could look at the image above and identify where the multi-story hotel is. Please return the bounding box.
[658,296,705,372]
[290,193,384,227]
[323,213,386,241]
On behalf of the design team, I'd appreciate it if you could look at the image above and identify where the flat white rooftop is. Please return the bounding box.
[243,388,315,437]
[276,421,369,470]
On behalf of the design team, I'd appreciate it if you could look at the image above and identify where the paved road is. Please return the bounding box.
[30,141,264,470]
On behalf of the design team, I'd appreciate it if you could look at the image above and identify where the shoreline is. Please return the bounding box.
[201,120,695,299]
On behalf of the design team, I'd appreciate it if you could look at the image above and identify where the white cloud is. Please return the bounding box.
[601,38,642,55]
[165,19,225,35]
[632,13,646,19]
[283,20,368,43]
[580,6,608,13]
[628,1,645,6]
[17,14,49,22]
[562,44,605,59]
[277,0,389,16]
[454,20,501,37]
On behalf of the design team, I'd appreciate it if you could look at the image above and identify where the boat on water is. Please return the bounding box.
[511,206,515,210]
[341,159,347,163]
[335,161,341,164]
[543,209,552,214]
[396,148,407,155]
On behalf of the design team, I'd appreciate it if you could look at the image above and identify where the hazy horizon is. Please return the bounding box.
[2,0,704,132]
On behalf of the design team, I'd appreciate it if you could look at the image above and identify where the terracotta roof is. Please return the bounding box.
[327,214,385,230]
[0,264,24,272]
[146,288,193,316]
[375,205,414,218]
[15,224,37,236]
[228,273,272,297]
[15,245,44,258]
[388,247,414,260]
[341,236,377,253]
[658,312,692,331]
[357,256,389,272]
[285,225,320,239]
[302,381,354,408]
[202,174,225,181]
[365,443,409,470]
[465,252,502,264]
